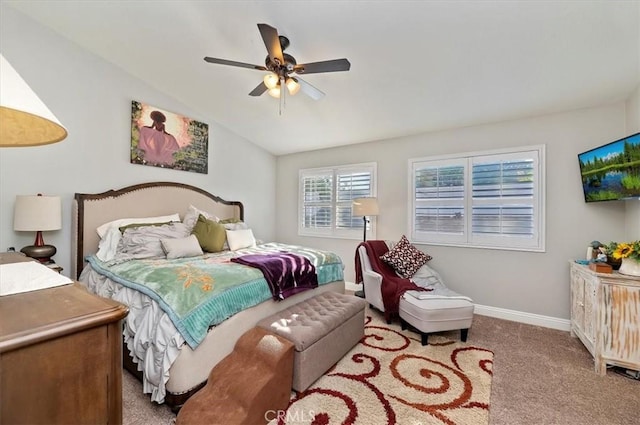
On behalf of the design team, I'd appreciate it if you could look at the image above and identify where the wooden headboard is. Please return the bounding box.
[72,182,244,279]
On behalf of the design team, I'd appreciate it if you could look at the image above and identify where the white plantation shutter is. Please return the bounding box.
[301,170,333,232]
[336,170,373,230]
[410,146,545,251]
[471,154,535,235]
[413,159,466,244]
[299,163,376,238]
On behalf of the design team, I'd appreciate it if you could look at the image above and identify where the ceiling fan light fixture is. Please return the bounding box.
[267,86,281,98]
[285,78,300,95]
[263,73,279,90]
[204,23,348,103]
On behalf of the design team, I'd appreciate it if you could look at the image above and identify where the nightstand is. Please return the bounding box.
[44,261,63,274]
[0,252,32,265]
[1,252,64,274]
[0,264,129,424]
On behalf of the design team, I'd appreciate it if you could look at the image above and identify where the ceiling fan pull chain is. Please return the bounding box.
[279,76,285,115]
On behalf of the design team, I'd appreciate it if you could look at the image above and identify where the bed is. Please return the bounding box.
[72,181,345,409]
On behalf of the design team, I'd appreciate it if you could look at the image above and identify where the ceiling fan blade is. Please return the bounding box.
[294,58,351,74]
[257,23,284,65]
[293,77,325,101]
[204,57,267,71]
[249,82,268,97]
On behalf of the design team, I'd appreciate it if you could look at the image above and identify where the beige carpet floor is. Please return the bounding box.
[470,314,638,425]
[123,312,639,425]
[277,308,493,424]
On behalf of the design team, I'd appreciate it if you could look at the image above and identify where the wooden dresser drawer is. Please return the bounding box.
[0,283,128,424]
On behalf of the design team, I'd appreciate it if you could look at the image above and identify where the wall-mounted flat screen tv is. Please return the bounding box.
[578,132,640,202]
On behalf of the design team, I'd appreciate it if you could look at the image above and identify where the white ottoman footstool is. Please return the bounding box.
[399,292,474,346]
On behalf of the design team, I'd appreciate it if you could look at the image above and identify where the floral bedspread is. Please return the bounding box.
[86,242,344,349]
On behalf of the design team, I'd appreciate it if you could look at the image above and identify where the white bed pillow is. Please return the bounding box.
[222,221,248,231]
[96,226,124,261]
[182,205,218,233]
[95,214,181,261]
[161,234,204,259]
[220,221,249,250]
[225,228,256,251]
[96,213,181,238]
[112,222,190,262]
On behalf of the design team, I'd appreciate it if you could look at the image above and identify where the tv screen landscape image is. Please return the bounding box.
[578,132,640,202]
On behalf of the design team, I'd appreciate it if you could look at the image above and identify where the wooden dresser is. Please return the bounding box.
[0,256,129,425]
[569,261,640,375]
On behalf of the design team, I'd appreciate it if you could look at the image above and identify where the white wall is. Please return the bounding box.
[3,5,635,323]
[276,103,629,321]
[625,84,640,237]
[0,7,277,275]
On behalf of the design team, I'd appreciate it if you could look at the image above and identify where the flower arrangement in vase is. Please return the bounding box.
[607,240,640,276]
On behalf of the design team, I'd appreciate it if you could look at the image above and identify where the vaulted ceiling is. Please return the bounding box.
[5,1,639,155]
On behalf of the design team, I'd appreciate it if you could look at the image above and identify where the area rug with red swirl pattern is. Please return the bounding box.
[276,309,493,425]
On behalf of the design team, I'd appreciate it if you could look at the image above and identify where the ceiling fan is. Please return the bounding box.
[204,23,350,101]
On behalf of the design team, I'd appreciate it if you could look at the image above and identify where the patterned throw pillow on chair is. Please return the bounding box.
[380,235,432,279]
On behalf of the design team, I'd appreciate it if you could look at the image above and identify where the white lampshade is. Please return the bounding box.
[0,54,67,147]
[285,77,300,95]
[268,86,281,98]
[14,195,62,231]
[263,73,279,90]
[353,198,379,216]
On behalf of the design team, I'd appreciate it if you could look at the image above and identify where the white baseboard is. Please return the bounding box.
[345,281,570,331]
[474,304,571,331]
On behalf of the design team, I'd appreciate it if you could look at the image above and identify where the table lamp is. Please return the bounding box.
[14,194,62,263]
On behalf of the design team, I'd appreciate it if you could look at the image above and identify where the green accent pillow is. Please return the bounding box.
[192,214,226,252]
[118,221,173,234]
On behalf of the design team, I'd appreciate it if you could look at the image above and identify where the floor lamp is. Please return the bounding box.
[352,197,379,298]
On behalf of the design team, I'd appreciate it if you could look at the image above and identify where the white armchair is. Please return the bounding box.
[357,245,385,313]
[357,242,474,344]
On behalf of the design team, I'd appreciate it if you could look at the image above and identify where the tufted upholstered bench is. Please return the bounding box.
[257,291,366,392]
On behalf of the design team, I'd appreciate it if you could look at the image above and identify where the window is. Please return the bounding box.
[299,163,377,239]
[409,145,545,251]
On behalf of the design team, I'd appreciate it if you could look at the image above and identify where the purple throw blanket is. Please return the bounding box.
[231,252,318,300]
